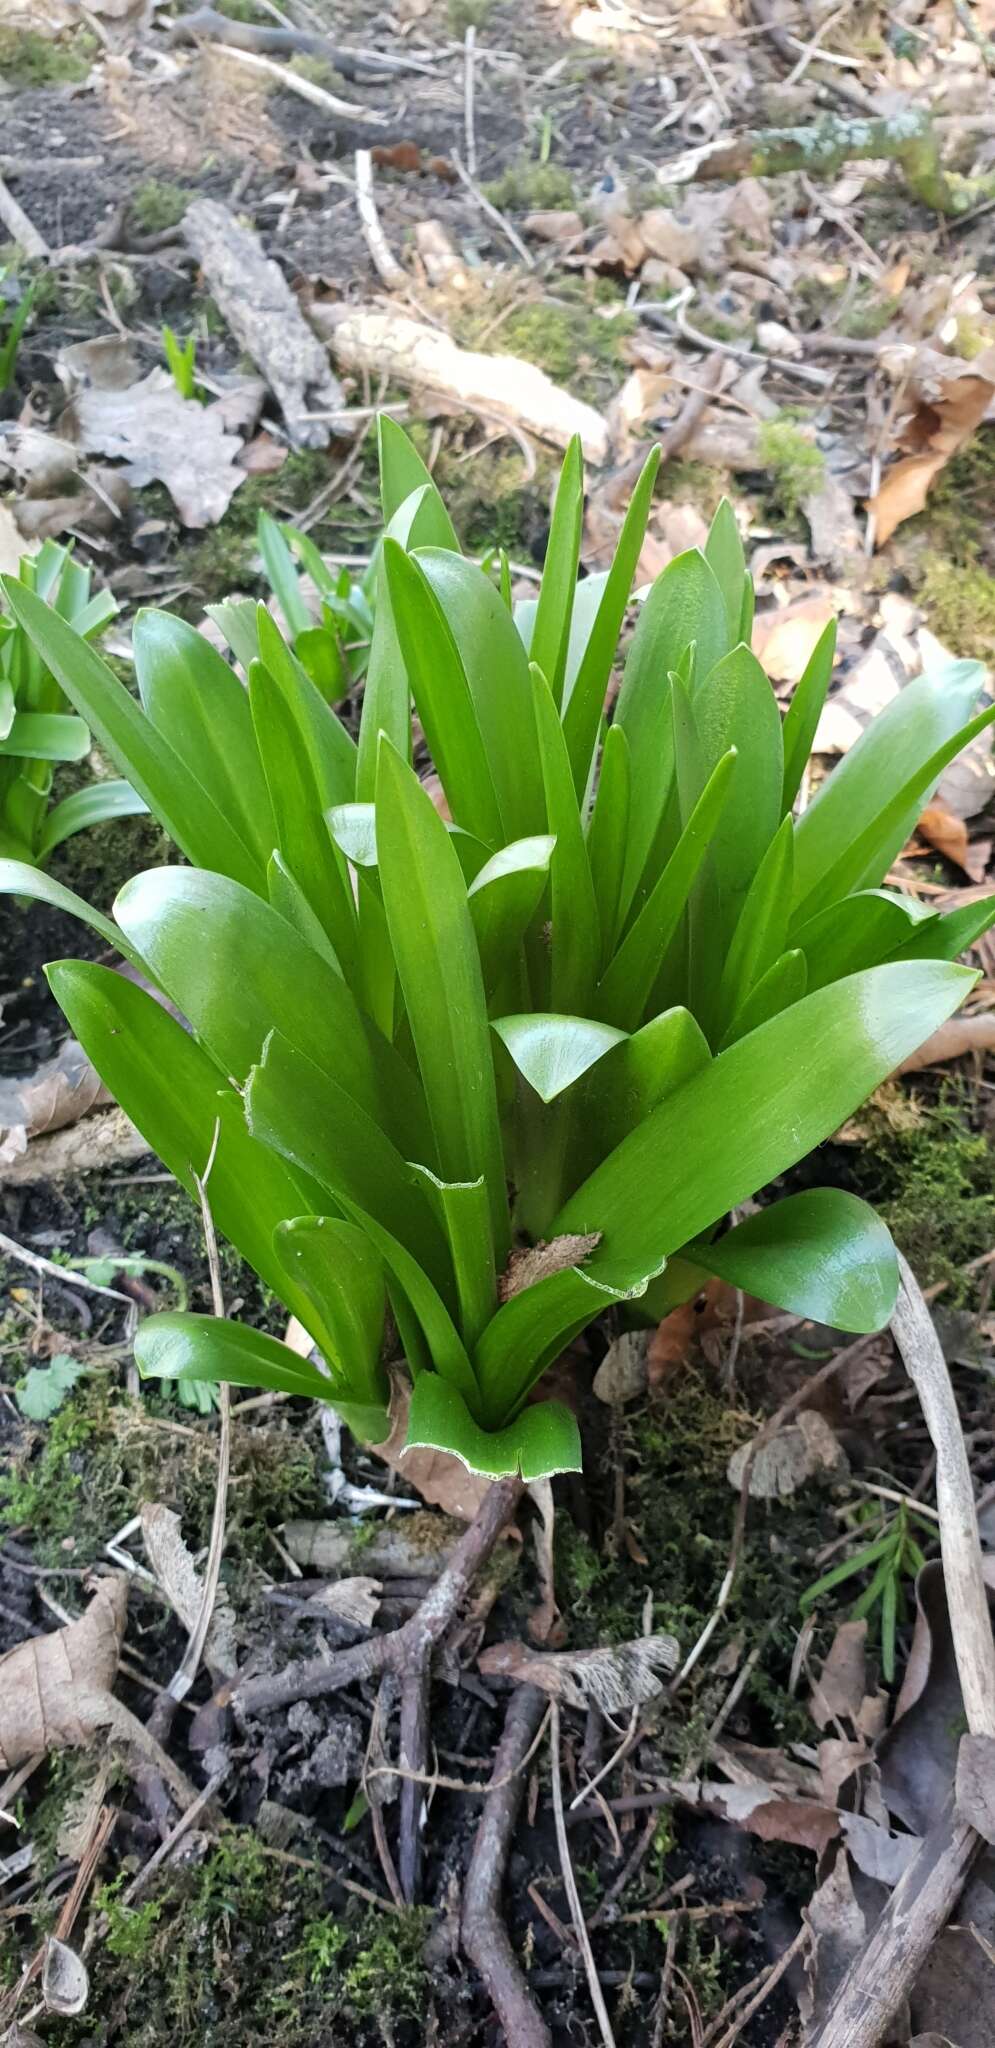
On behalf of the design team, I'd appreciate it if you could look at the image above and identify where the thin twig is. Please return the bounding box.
[121,1767,227,1904]
[550,1700,617,2048]
[354,149,405,290]
[166,1125,231,1702]
[0,1230,131,1304]
[0,176,48,259]
[702,1921,811,2048]
[451,151,535,267]
[463,25,478,179]
[209,43,387,121]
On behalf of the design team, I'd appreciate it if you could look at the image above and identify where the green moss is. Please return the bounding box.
[287,53,347,94]
[130,181,190,235]
[482,159,578,212]
[838,289,896,340]
[919,556,995,660]
[0,1383,123,1565]
[758,416,826,515]
[0,26,95,85]
[450,289,634,409]
[849,1087,995,1298]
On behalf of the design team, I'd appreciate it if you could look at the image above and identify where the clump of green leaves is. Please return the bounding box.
[0,541,147,868]
[802,1496,932,1680]
[250,509,374,700]
[1,420,993,1479]
[161,324,200,402]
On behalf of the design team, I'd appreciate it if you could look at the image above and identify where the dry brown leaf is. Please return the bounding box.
[478,1632,679,1712]
[896,1012,995,1074]
[917,801,971,871]
[239,432,288,478]
[800,1843,872,2031]
[727,1410,847,1500]
[809,1620,868,1731]
[141,1505,238,1677]
[524,210,585,246]
[753,595,838,685]
[0,1106,147,1187]
[592,1330,649,1405]
[646,1277,735,1389]
[0,1578,127,1768]
[64,370,251,529]
[499,1233,601,1302]
[871,358,995,547]
[0,1039,111,1168]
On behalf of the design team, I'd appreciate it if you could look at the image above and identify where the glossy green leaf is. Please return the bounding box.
[562,446,661,795]
[356,550,410,804]
[556,960,976,1280]
[0,859,142,964]
[493,1012,626,1103]
[781,617,836,816]
[273,1216,388,1408]
[531,665,601,1012]
[596,745,738,1031]
[791,658,987,916]
[614,548,728,912]
[793,889,934,992]
[48,963,325,1320]
[36,781,148,863]
[571,1005,711,1175]
[704,499,748,645]
[716,814,794,1028]
[114,866,377,1110]
[694,1188,898,1332]
[136,1311,342,1401]
[586,722,630,965]
[529,435,583,711]
[416,551,546,842]
[467,835,555,997]
[474,1251,664,1427]
[133,608,276,869]
[1,578,264,889]
[382,540,503,847]
[0,711,90,761]
[893,891,995,962]
[258,510,310,640]
[377,415,460,548]
[719,947,806,1048]
[406,1375,581,1480]
[255,608,357,811]
[249,663,359,978]
[375,741,508,1259]
[409,1165,495,1352]
[694,643,783,943]
[266,851,340,971]
[204,598,260,673]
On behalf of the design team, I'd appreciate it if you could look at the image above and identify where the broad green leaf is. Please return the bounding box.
[375,742,509,1259]
[614,548,728,911]
[467,835,555,998]
[48,962,326,1320]
[416,551,546,841]
[719,947,806,1048]
[694,643,783,945]
[409,1165,495,1351]
[570,1005,711,1178]
[273,1216,388,1408]
[255,608,357,810]
[704,499,748,645]
[204,598,260,673]
[266,851,341,971]
[893,891,995,962]
[791,658,987,916]
[781,618,836,816]
[716,815,794,1029]
[136,1311,343,1402]
[356,550,410,803]
[793,889,934,992]
[556,960,976,1280]
[0,859,142,965]
[693,1188,898,1333]
[493,1012,626,1103]
[562,447,661,794]
[258,510,311,640]
[245,1029,449,1290]
[1,578,264,890]
[406,1375,581,1480]
[328,802,378,868]
[114,866,378,1111]
[36,781,149,864]
[529,435,583,710]
[586,722,630,965]
[332,1190,479,1407]
[532,665,601,1012]
[377,414,460,547]
[249,663,360,979]
[382,541,504,847]
[0,711,90,760]
[596,745,738,1031]
[133,608,276,870]
[473,1251,664,1426]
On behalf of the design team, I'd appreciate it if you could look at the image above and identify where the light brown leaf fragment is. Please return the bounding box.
[499,1233,602,1302]
[0,1578,127,1768]
[727,1410,847,1500]
[478,1633,679,1713]
[896,1013,995,1074]
[0,1039,110,1168]
[592,1331,649,1405]
[917,802,970,872]
[310,1578,382,1628]
[871,358,995,547]
[810,1620,869,1732]
[752,594,838,684]
[141,1505,238,1677]
[62,352,253,528]
[372,1377,492,1521]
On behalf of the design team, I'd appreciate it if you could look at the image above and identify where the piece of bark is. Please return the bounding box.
[283,1512,459,1577]
[321,305,609,463]
[0,1106,148,1185]
[182,199,346,449]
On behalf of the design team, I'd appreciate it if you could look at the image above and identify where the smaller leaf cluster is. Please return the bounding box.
[0,541,147,868]
[253,509,375,701]
[802,1497,932,1681]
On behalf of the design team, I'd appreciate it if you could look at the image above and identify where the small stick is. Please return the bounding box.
[462,1685,551,2048]
[651,1909,683,2047]
[166,1127,232,1702]
[209,44,387,123]
[354,150,406,291]
[0,176,48,260]
[550,1700,618,2048]
[451,151,535,268]
[0,1229,130,1304]
[120,1767,227,1904]
[463,26,477,180]
[702,1921,811,2048]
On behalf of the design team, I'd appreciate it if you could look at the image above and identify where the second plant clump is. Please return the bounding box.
[2,420,993,1478]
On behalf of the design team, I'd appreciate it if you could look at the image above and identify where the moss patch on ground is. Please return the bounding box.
[129,180,191,234]
[450,281,635,409]
[847,1085,995,1298]
[0,26,95,86]
[482,158,578,212]
[758,416,826,517]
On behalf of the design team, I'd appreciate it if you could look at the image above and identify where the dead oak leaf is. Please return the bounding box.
[870,360,995,547]
[0,1577,126,1768]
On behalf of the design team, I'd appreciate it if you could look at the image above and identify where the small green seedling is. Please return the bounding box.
[0,270,37,392]
[161,324,199,402]
[68,1254,214,1412]
[0,541,147,869]
[1,417,993,1479]
[801,1496,933,1681]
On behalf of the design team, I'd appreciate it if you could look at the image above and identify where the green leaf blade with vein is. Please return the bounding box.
[694,1188,898,1331]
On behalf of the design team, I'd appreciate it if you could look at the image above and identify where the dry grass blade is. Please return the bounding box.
[550,1700,618,2048]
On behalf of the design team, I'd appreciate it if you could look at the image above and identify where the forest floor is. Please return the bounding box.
[2,2,995,2044]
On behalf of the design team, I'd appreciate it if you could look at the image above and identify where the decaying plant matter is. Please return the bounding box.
[1,418,993,1481]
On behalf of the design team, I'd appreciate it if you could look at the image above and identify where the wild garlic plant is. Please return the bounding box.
[0,541,146,868]
[1,418,991,1479]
